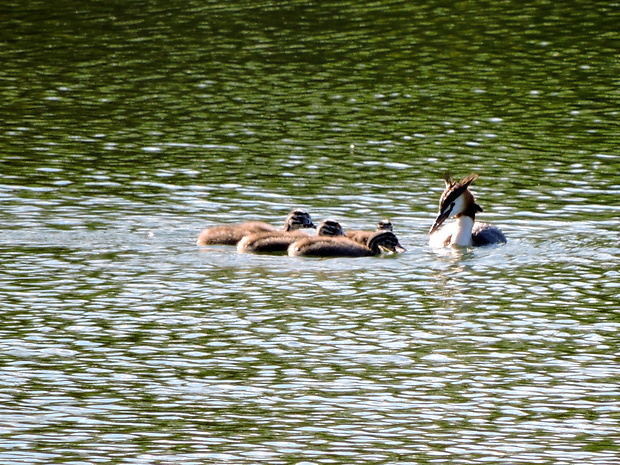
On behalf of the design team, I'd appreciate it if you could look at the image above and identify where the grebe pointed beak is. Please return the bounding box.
[429,210,450,235]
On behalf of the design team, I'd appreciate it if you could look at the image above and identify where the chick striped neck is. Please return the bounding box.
[284,210,314,231]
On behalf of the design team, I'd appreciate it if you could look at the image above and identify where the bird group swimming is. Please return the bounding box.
[196,173,506,257]
[197,209,404,257]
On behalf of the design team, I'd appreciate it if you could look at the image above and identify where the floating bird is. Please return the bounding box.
[197,209,315,246]
[288,231,406,258]
[428,173,506,247]
[315,219,346,237]
[237,219,345,254]
[345,219,393,245]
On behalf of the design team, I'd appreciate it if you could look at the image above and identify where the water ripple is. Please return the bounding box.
[1,0,619,462]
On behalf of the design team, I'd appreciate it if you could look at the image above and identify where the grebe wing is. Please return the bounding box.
[472,223,507,246]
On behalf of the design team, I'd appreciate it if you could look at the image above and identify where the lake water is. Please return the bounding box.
[1,0,620,464]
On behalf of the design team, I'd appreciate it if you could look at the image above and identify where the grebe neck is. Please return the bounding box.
[451,215,475,247]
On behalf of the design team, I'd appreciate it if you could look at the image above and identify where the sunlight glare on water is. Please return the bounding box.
[1,0,620,464]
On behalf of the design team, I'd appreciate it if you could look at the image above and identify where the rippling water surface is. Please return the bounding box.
[2,0,620,464]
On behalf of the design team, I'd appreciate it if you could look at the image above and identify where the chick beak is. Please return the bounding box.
[379,243,407,254]
[394,244,407,253]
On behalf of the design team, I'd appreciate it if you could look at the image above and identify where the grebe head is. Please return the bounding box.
[284,209,316,231]
[316,219,345,236]
[377,219,393,231]
[367,231,407,254]
[429,173,482,235]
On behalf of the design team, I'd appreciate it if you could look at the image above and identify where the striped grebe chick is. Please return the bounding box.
[428,173,506,248]
[288,231,406,258]
[345,219,393,245]
[237,219,345,254]
[197,209,315,246]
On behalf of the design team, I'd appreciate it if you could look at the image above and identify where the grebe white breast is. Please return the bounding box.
[428,173,507,248]
[197,209,315,246]
[237,219,344,254]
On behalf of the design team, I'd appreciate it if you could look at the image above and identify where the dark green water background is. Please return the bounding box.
[1,1,620,464]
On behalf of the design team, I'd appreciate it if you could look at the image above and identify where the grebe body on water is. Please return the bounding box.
[197,209,315,246]
[289,231,406,258]
[237,219,344,254]
[345,219,393,245]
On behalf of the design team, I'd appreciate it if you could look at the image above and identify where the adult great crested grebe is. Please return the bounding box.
[429,173,506,248]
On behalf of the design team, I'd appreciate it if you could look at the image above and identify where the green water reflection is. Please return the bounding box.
[2,0,618,191]
[2,1,620,463]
